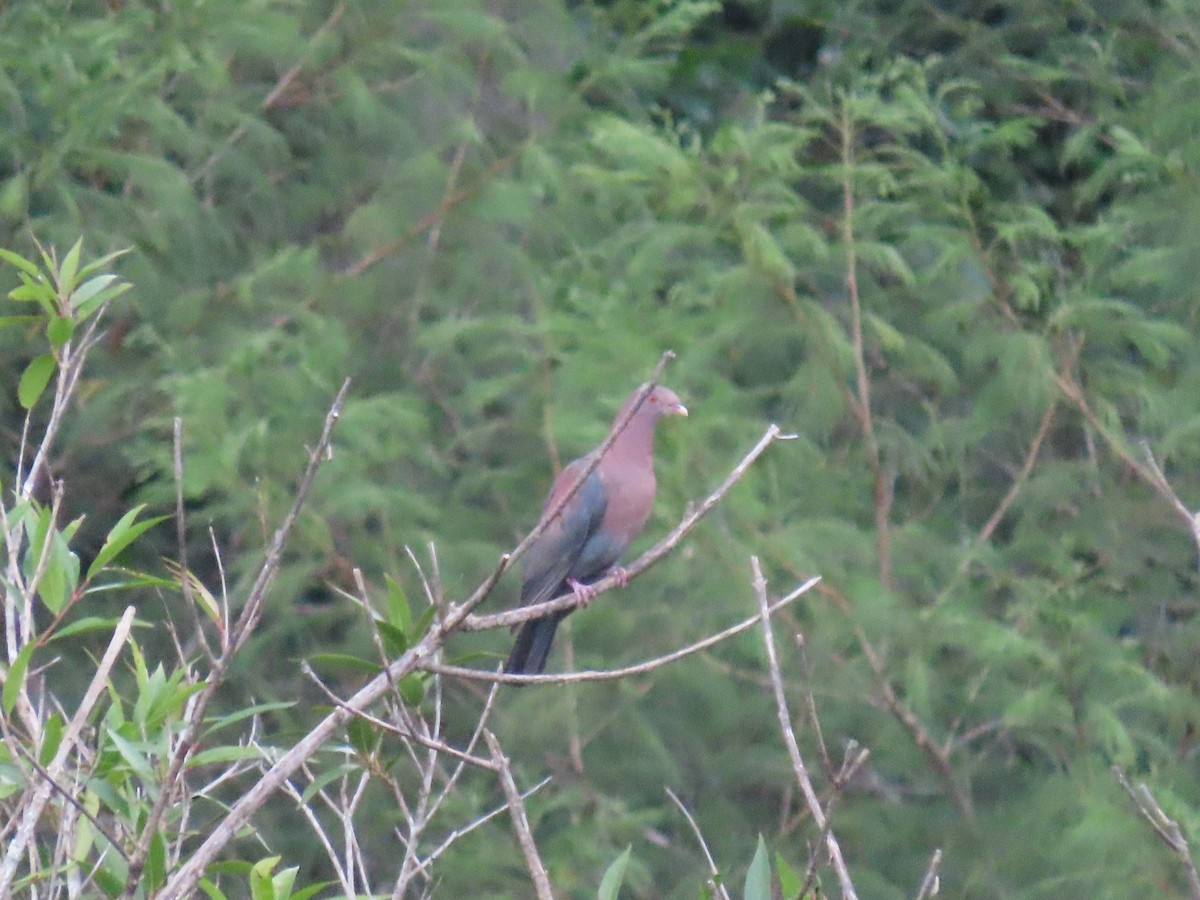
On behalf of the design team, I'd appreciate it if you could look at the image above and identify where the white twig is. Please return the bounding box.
[753,557,858,900]
[485,731,554,900]
[1113,767,1200,899]
[432,578,819,685]
[665,787,732,900]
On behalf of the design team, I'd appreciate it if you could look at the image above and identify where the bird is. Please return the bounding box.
[504,384,688,677]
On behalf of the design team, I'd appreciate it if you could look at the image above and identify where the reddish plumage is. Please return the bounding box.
[504,385,687,677]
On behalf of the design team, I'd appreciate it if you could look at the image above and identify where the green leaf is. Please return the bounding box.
[399,672,425,706]
[347,716,380,756]
[308,653,381,676]
[299,762,357,804]
[385,573,411,634]
[39,713,64,766]
[105,728,156,786]
[598,845,632,900]
[71,273,117,309]
[250,856,281,900]
[87,506,167,581]
[774,853,801,897]
[46,315,74,351]
[3,641,36,715]
[18,354,56,410]
[50,616,129,641]
[204,701,296,736]
[145,828,167,892]
[58,238,83,295]
[77,247,131,279]
[74,280,130,319]
[0,248,41,278]
[0,315,39,330]
[377,621,408,656]
[744,835,771,900]
[198,878,231,900]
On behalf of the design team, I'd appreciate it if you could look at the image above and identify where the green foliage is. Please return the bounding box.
[4,0,1200,897]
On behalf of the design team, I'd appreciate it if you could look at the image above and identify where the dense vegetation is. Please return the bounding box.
[3,0,1200,896]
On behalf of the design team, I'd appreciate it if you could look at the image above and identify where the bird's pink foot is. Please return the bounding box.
[568,578,599,607]
[609,565,630,588]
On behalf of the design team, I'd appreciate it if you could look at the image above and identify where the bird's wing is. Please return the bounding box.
[518,454,607,608]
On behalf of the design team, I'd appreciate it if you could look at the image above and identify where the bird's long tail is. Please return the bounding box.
[504,613,564,678]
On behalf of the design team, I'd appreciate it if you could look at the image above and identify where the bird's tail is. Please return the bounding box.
[504,614,563,679]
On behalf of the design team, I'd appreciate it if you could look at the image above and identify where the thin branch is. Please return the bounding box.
[485,730,554,900]
[1139,441,1200,568]
[415,776,552,876]
[753,557,858,900]
[300,662,495,770]
[665,787,732,900]
[1113,768,1200,899]
[432,578,819,686]
[914,848,943,900]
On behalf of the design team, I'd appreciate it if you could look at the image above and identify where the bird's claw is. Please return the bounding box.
[568,578,599,608]
[609,565,630,588]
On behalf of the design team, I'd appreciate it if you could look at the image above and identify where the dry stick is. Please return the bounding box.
[416,776,552,875]
[485,730,554,900]
[753,557,858,900]
[123,379,351,896]
[433,579,819,686]
[839,101,893,592]
[0,605,136,894]
[1113,768,1200,900]
[914,848,943,900]
[158,419,790,899]
[190,1,347,184]
[665,787,733,900]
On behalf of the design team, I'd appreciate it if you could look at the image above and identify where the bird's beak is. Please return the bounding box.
[672,402,689,417]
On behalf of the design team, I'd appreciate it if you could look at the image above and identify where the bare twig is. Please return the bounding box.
[415,775,552,875]
[433,578,819,686]
[1139,441,1200,568]
[753,557,858,900]
[485,730,554,900]
[665,787,732,900]
[1113,768,1200,899]
[915,848,943,899]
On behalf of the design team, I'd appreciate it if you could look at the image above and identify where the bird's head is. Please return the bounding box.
[627,384,688,420]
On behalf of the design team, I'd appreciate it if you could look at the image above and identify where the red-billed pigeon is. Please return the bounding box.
[504,384,688,677]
